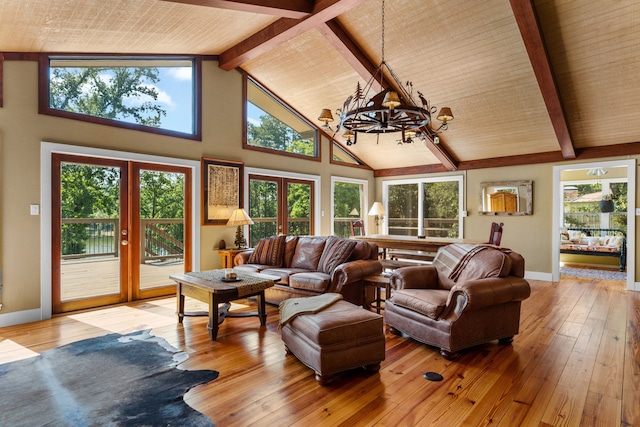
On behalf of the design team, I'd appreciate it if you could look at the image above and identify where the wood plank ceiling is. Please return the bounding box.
[1,0,639,175]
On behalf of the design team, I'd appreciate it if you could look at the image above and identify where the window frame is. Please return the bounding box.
[243,73,320,161]
[38,54,202,140]
[382,175,465,237]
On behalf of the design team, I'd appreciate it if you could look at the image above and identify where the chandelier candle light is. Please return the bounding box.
[226,208,254,249]
[318,0,453,146]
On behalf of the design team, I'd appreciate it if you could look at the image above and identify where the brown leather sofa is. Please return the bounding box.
[384,245,531,359]
[234,235,382,305]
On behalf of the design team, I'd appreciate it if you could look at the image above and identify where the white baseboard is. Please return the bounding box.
[0,308,43,328]
[524,271,553,282]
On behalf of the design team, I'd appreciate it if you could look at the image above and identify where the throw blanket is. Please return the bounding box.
[433,244,491,281]
[279,293,343,328]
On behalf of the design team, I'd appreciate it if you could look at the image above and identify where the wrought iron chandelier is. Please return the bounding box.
[318,0,453,146]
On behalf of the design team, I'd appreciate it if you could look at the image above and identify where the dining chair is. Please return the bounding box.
[350,219,365,236]
[488,222,504,246]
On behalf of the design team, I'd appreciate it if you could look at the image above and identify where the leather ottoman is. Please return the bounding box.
[280,300,385,385]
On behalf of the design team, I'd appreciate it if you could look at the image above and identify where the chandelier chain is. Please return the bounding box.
[381,0,385,65]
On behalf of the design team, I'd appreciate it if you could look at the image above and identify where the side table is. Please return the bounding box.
[363,274,391,314]
[217,249,246,268]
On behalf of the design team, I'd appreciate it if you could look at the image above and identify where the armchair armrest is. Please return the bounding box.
[390,265,439,290]
[330,259,383,292]
[233,250,253,266]
[446,276,531,313]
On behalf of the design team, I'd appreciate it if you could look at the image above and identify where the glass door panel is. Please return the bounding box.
[133,164,191,299]
[423,181,460,238]
[249,175,280,247]
[53,155,128,313]
[286,180,312,236]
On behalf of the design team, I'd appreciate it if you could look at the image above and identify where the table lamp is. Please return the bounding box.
[368,202,386,234]
[226,208,254,249]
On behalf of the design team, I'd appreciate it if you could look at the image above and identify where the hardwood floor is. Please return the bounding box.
[0,276,638,426]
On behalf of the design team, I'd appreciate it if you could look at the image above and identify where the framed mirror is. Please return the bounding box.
[480,180,533,216]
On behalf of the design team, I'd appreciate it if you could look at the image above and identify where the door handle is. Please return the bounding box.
[121,239,129,246]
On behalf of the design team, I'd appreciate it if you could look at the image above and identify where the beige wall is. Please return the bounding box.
[0,59,638,322]
[0,60,374,316]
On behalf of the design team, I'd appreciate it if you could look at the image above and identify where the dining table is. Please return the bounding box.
[351,234,482,258]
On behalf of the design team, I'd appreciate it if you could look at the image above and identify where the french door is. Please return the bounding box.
[248,174,314,246]
[52,154,191,313]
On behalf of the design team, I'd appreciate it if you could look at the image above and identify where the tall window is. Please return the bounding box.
[245,76,318,159]
[384,176,463,238]
[41,56,200,139]
[331,178,367,237]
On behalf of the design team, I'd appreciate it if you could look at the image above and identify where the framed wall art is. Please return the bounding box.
[202,158,243,225]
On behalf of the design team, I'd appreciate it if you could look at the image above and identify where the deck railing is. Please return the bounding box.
[61,218,184,263]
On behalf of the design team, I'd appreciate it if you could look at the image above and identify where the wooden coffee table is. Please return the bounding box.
[170,270,277,340]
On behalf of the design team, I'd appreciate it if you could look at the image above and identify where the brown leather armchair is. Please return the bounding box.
[384,245,531,359]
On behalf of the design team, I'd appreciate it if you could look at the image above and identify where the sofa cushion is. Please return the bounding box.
[350,240,373,261]
[248,235,286,266]
[391,289,450,320]
[259,267,310,285]
[318,236,357,273]
[290,237,326,270]
[289,272,331,292]
[283,236,299,267]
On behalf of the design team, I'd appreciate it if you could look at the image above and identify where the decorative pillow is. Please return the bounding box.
[568,230,582,243]
[586,236,599,246]
[318,236,357,274]
[607,236,623,249]
[248,235,286,266]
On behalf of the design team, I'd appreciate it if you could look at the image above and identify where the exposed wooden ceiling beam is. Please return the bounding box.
[218,0,367,71]
[160,0,314,19]
[510,0,575,160]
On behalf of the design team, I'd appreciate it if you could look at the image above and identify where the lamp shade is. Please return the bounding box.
[382,91,401,109]
[437,107,454,123]
[318,108,334,123]
[226,208,254,226]
[368,202,386,217]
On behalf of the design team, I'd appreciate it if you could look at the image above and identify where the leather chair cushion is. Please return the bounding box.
[290,237,326,270]
[289,272,331,292]
[390,289,450,320]
[456,249,512,283]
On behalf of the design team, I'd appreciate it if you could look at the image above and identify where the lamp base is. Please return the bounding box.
[234,226,246,249]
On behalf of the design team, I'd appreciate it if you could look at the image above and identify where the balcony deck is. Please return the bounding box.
[61,257,184,301]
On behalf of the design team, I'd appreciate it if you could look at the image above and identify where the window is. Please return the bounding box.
[41,56,200,139]
[383,176,464,238]
[331,142,367,168]
[331,177,367,237]
[245,76,318,159]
